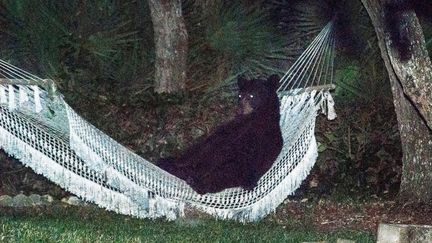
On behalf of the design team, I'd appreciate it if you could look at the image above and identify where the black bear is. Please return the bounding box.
[157,75,283,194]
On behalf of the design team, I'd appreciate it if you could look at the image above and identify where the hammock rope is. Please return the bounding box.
[0,21,336,222]
[278,21,335,92]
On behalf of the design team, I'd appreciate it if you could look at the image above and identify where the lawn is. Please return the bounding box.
[0,205,374,242]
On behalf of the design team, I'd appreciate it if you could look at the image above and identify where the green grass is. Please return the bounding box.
[0,206,374,242]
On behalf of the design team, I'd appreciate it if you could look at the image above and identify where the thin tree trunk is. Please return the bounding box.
[148,0,188,93]
[361,0,432,202]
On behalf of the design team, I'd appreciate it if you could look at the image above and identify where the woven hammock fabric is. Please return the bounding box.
[0,22,336,222]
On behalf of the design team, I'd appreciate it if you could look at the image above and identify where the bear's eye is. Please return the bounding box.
[249,94,254,98]
[238,94,242,98]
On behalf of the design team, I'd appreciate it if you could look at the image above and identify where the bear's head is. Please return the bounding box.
[236,74,280,116]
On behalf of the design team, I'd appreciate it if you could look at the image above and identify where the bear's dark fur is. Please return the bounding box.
[384,0,432,61]
[157,75,283,194]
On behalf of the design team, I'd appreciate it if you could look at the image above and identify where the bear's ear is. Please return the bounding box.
[237,75,250,90]
[266,74,280,91]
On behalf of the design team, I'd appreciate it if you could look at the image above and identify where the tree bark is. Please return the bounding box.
[148,0,188,93]
[361,0,432,202]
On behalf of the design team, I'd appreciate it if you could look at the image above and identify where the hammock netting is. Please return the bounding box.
[0,22,336,222]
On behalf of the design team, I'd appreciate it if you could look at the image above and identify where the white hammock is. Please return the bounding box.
[0,22,336,222]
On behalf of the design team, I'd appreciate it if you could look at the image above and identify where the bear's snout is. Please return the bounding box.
[237,100,254,115]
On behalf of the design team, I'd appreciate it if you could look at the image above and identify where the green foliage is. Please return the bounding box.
[206,5,283,75]
[266,0,335,47]
[186,2,286,91]
[422,20,432,55]
[334,65,362,99]
[334,56,391,103]
[334,60,391,104]
[2,0,153,97]
[3,0,67,73]
[314,99,402,199]
[266,0,394,103]
[332,1,392,103]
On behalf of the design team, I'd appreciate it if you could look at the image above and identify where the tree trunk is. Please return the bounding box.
[361,0,432,202]
[148,0,188,93]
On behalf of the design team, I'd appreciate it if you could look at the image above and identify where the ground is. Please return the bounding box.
[271,199,432,233]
